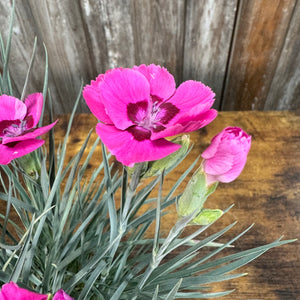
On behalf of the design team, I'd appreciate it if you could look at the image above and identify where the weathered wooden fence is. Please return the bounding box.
[0,0,299,113]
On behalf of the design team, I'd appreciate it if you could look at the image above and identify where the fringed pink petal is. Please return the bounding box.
[83,75,113,124]
[0,95,27,121]
[151,110,217,140]
[0,139,45,165]
[167,80,215,124]
[134,64,176,101]
[96,123,180,166]
[24,93,43,128]
[99,68,150,130]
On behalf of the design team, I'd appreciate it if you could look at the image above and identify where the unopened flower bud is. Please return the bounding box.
[202,127,251,185]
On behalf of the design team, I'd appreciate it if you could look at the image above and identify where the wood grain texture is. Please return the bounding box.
[183,0,238,109]
[88,0,136,69]
[265,0,300,110]
[1,1,300,113]
[0,0,45,97]
[76,112,300,299]
[0,111,299,298]
[221,0,297,110]
[132,0,185,83]
[27,0,95,113]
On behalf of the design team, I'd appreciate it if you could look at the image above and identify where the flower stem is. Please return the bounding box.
[121,162,144,223]
[108,163,145,265]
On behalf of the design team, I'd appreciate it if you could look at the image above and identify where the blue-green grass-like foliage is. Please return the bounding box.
[0,2,295,299]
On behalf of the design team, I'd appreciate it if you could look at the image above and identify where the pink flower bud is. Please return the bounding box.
[201,127,251,185]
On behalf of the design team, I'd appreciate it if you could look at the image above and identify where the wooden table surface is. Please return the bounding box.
[2,111,300,299]
[56,111,299,300]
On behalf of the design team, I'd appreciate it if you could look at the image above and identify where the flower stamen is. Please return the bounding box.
[3,120,27,137]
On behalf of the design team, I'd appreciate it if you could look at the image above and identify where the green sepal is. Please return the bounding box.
[126,161,149,178]
[143,135,190,178]
[16,150,41,180]
[177,166,207,217]
[191,208,223,225]
[206,181,219,197]
[177,166,219,218]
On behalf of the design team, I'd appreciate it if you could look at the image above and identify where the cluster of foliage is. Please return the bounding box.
[0,3,294,300]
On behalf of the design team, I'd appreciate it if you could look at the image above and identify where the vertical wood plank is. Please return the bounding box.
[132,0,185,83]
[221,0,296,110]
[78,0,108,75]
[0,0,46,98]
[265,0,300,110]
[1,0,186,113]
[27,0,97,113]
[183,0,238,109]
[80,0,136,70]
[1,0,300,112]
[80,0,185,86]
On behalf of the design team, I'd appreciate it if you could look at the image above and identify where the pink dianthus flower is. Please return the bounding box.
[0,93,57,165]
[83,64,217,166]
[0,282,48,300]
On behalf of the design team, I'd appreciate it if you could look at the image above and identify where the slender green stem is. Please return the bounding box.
[121,162,144,224]
[107,163,145,270]
[138,172,164,291]
[137,263,155,290]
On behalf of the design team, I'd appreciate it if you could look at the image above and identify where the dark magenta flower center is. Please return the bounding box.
[127,98,179,141]
[0,120,27,138]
